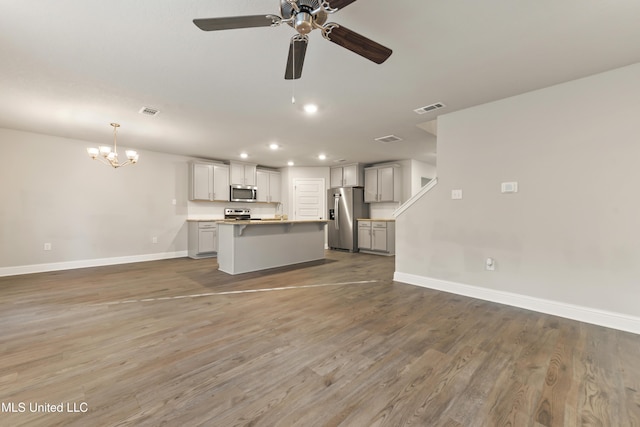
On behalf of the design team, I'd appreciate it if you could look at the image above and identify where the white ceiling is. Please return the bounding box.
[2,1,640,168]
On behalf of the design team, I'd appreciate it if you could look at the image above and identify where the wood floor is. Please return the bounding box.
[1,251,639,426]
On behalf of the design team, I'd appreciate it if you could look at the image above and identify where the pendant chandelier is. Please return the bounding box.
[86,123,139,168]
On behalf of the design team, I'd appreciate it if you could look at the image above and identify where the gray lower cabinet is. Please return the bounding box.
[358,220,396,255]
[188,221,217,259]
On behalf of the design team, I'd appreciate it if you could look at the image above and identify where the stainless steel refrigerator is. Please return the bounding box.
[328,187,369,252]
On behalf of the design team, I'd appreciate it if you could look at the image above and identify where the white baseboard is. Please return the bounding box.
[394,271,640,335]
[0,251,189,277]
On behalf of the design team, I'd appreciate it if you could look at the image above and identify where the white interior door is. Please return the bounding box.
[293,178,325,220]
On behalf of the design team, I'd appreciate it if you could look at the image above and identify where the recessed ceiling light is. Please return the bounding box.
[269,143,279,150]
[304,104,318,114]
[318,154,326,160]
[240,152,248,159]
[287,161,294,166]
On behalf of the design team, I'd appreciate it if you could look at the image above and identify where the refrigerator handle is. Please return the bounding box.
[334,195,340,230]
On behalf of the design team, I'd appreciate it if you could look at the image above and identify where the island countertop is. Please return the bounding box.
[217,219,327,225]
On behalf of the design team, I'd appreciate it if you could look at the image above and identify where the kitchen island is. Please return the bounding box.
[217,220,327,275]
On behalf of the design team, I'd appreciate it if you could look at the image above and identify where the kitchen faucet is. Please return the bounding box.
[276,202,284,220]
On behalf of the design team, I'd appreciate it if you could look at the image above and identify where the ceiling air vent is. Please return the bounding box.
[374,135,403,144]
[414,102,445,115]
[139,106,160,116]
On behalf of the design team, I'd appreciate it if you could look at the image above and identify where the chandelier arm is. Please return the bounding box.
[113,125,118,155]
[95,156,115,168]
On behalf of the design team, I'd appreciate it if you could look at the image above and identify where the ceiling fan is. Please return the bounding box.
[193,0,392,80]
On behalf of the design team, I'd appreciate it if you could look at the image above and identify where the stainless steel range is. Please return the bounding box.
[224,208,251,220]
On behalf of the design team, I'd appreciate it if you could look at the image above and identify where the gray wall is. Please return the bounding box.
[395,63,640,323]
[0,128,190,274]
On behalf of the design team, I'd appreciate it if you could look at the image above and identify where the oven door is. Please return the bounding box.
[230,185,257,202]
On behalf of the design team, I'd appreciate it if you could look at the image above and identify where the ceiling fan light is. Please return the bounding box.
[294,12,313,35]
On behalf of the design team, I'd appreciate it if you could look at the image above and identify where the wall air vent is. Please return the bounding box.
[139,106,160,116]
[414,102,445,115]
[374,135,403,144]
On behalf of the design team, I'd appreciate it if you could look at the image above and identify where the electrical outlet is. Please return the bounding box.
[485,257,495,271]
[44,243,52,251]
[171,199,177,206]
[451,189,463,200]
[152,237,158,244]
[501,182,518,193]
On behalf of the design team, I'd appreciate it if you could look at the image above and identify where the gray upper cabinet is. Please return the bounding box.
[191,162,212,201]
[230,161,257,186]
[330,163,363,188]
[256,169,281,203]
[213,164,229,201]
[364,164,400,203]
[189,161,229,201]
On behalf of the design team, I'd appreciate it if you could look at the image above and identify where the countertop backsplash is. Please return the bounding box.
[369,202,400,220]
[187,201,278,220]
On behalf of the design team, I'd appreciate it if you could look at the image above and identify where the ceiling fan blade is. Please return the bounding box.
[323,0,359,10]
[285,35,309,80]
[193,15,279,31]
[323,24,392,64]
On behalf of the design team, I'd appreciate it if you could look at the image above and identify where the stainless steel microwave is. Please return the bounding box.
[230,184,257,202]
